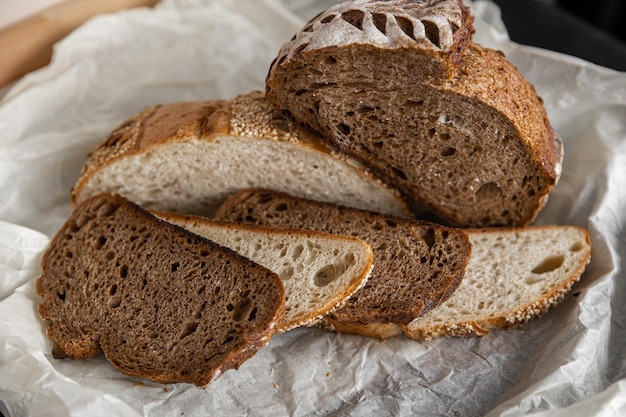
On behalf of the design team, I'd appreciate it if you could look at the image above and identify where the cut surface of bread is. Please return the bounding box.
[215,188,472,334]
[71,91,410,218]
[153,211,373,332]
[265,0,562,227]
[36,193,285,386]
[405,226,591,339]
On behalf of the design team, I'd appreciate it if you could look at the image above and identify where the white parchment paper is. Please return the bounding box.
[0,1,625,416]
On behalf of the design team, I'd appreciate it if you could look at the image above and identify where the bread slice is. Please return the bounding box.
[404,226,591,339]
[36,193,285,386]
[152,211,373,332]
[265,0,562,227]
[70,91,411,218]
[214,188,472,337]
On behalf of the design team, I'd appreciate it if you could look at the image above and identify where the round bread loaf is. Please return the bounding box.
[265,0,563,227]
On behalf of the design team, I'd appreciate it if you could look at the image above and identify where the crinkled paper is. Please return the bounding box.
[0,1,625,416]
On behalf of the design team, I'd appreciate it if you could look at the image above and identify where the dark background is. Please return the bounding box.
[490,0,626,71]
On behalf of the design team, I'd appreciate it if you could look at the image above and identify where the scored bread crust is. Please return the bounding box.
[265,0,563,227]
[70,91,411,218]
[36,193,285,386]
[404,226,591,339]
[151,211,374,332]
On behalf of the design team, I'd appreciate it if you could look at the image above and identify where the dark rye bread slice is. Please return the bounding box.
[265,0,563,227]
[36,193,285,386]
[214,188,472,337]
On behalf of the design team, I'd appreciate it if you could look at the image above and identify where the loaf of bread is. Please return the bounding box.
[153,211,373,332]
[36,193,285,386]
[214,188,472,336]
[405,226,591,339]
[265,0,563,227]
[70,91,411,218]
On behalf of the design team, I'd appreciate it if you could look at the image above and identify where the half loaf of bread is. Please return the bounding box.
[153,211,373,332]
[265,0,562,227]
[214,188,472,335]
[70,91,410,218]
[36,193,285,386]
[405,226,591,339]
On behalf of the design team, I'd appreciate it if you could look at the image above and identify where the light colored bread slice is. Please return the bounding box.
[265,0,562,227]
[70,91,411,218]
[36,193,285,386]
[214,188,472,338]
[404,226,591,339]
[153,211,373,332]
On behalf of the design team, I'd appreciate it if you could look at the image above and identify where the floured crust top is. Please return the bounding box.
[274,0,472,68]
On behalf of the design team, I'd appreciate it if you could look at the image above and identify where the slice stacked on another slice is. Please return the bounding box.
[70,91,411,218]
[405,226,591,339]
[215,188,472,339]
[153,211,374,332]
[36,193,285,387]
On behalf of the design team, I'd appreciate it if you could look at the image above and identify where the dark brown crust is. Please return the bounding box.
[37,193,285,386]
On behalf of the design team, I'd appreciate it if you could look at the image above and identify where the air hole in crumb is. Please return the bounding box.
[314,265,338,287]
[95,236,107,249]
[569,242,584,252]
[441,147,456,156]
[109,284,118,296]
[57,291,66,301]
[302,24,314,32]
[374,141,384,148]
[108,296,121,308]
[405,99,424,107]
[336,123,351,135]
[223,336,234,345]
[171,262,180,273]
[294,43,309,56]
[341,10,365,30]
[475,182,502,201]
[232,298,253,321]
[372,13,387,34]
[120,265,129,278]
[392,167,407,180]
[274,203,288,211]
[324,56,337,65]
[421,227,436,248]
[422,20,440,47]
[180,322,198,339]
[531,255,565,274]
[248,307,257,321]
[296,89,307,96]
[395,16,415,40]
[321,14,336,24]
[385,220,397,227]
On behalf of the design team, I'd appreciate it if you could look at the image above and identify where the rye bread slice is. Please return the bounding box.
[36,193,285,386]
[265,0,562,227]
[214,188,471,335]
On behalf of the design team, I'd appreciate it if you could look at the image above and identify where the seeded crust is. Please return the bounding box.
[152,211,374,332]
[36,193,285,386]
[70,91,411,218]
[405,226,591,339]
[215,188,472,330]
[265,0,562,227]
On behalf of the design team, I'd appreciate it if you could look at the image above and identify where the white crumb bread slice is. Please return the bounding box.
[154,211,374,332]
[70,91,411,218]
[405,226,591,339]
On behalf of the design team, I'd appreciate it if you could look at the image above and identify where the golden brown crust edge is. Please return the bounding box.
[404,226,591,340]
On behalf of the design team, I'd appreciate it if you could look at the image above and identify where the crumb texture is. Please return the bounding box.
[215,188,471,328]
[36,193,285,386]
[266,0,562,227]
[405,226,591,339]
[71,92,410,218]
[154,212,374,332]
